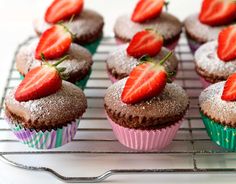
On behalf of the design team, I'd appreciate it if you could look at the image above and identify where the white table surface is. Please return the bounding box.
[0,0,235,183]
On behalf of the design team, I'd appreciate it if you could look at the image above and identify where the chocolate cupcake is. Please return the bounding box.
[199,76,236,150]
[5,81,87,149]
[105,79,189,151]
[184,0,236,53]
[34,0,104,54]
[114,0,182,50]
[105,52,189,151]
[16,38,93,90]
[106,44,179,83]
[195,25,236,88]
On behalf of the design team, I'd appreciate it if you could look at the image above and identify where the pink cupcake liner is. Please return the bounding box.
[107,114,182,151]
[199,76,212,88]
[115,38,179,50]
[107,70,118,83]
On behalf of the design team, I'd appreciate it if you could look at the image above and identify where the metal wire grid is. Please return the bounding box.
[0,34,236,183]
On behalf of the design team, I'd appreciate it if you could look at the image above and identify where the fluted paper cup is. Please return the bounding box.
[107,115,182,151]
[6,118,79,149]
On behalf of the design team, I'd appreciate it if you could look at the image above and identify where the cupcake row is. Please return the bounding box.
[4,0,236,152]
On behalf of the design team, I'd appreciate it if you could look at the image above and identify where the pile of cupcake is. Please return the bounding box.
[4,0,236,152]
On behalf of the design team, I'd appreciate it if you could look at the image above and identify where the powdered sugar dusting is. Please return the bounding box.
[195,41,236,78]
[34,9,103,38]
[184,14,228,43]
[16,38,92,79]
[106,44,179,77]
[199,82,236,125]
[104,78,189,122]
[114,13,182,41]
[5,81,87,129]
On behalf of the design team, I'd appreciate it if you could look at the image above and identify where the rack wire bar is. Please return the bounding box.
[1,34,236,183]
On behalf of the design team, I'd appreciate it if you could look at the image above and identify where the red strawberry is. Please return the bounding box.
[199,0,236,26]
[45,0,84,24]
[121,52,173,104]
[217,25,236,62]
[222,73,236,101]
[127,30,164,59]
[131,0,165,23]
[35,25,72,60]
[15,56,68,102]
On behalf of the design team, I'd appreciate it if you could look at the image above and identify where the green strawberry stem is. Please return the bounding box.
[53,55,69,67]
[159,51,173,65]
[164,1,170,11]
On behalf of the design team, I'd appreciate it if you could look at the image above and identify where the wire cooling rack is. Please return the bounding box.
[1,33,236,183]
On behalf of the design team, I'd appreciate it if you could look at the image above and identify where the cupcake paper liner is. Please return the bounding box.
[107,114,182,151]
[199,76,212,89]
[83,38,101,55]
[200,111,236,151]
[107,70,118,83]
[6,118,79,149]
[115,38,179,50]
[186,36,202,54]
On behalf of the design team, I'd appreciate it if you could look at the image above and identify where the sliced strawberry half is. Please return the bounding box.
[131,0,165,23]
[121,52,173,104]
[221,73,236,101]
[45,0,84,24]
[217,25,236,62]
[199,0,236,26]
[15,56,68,102]
[35,25,72,60]
[127,30,164,59]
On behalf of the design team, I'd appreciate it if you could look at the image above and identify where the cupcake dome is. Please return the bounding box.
[114,12,182,49]
[34,9,104,45]
[16,38,93,89]
[195,41,236,85]
[106,45,179,82]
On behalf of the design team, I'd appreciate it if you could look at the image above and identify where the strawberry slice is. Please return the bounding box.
[199,0,236,26]
[121,52,173,104]
[221,73,236,101]
[35,25,72,60]
[127,29,164,58]
[15,56,68,102]
[217,25,236,62]
[131,0,165,23]
[45,0,84,24]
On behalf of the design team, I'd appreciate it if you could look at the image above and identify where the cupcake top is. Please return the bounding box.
[195,41,236,80]
[5,81,87,130]
[114,12,182,42]
[199,81,236,126]
[106,44,179,80]
[16,38,93,83]
[34,9,104,44]
[184,14,227,43]
[104,78,189,129]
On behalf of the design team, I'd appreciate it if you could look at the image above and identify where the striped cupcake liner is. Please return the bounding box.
[107,114,182,151]
[7,118,79,149]
[200,111,236,151]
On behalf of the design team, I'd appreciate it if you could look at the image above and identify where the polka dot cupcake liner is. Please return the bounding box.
[200,111,236,151]
[6,118,79,150]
